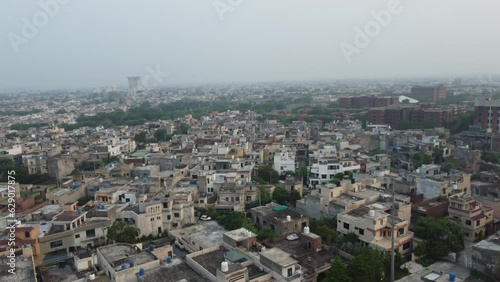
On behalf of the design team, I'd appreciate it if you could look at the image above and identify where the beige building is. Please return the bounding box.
[38,210,111,265]
[337,205,414,255]
[448,195,494,241]
[119,201,164,236]
[162,189,196,230]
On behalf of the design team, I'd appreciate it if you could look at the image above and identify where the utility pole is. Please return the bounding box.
[390,178,395,282]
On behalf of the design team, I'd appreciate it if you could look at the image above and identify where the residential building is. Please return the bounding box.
[250,203,309,236]
[409,84,447,101]
[448,194,494,241]
[337,205,414,256]
[308,158,360,188]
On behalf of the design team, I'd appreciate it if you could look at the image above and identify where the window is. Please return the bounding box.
[25,231,30,238]
[50,240,63,248]
[476,220,480,227]
[75,234,80,239]
[287,268,293,277]
[403,242,411,250]
[465,219,471,226]
[86,229,96,238]
[343,222,350,230]
[167,215,171,220]
[174,213,180,218]
[358,228,364,235]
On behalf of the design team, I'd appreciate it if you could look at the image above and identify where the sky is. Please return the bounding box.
[1,0,499,90]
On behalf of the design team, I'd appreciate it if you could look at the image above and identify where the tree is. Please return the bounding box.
[350,247,386,282]
[441,162,458,173]
[257,165,280,183]
[154,128,171,142]
[107,220,139,244]
[433,148,445,164]
[322,256,351,282]
[259,185,272,205]
[412,152,433,168]
[216,212,257,233]
[272,187,290,205]
[289,189,302,205]
[134,131,147,143]
[413,217,464,259]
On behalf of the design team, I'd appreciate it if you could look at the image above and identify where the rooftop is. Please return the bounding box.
[0,257,35,282]
[98,244,157,268]
[53,210,85,222]
[191,247,228,276]
[224,228,257,242]
[138,258,205,282]
[261,247,298,267]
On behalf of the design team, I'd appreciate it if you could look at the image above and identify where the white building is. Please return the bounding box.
[308,159,360,188]
[273,151,296,175]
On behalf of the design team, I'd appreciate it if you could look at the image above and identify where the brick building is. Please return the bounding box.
[367,105,466,128]
[339,96,399,108]
[474,99,500,133]
[409,84,447,101]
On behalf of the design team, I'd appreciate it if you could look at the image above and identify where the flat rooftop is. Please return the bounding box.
[261,247,297,267]
[192,247,227,276]
[55,210,85,221]
[139,258,205,282]
[224,228,257,242]
[0,257,35,282]
[98,244,156,268]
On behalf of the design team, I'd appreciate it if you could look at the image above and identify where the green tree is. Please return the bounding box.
[441,162,458,173]
[134,131,148,143]
[107,220,139,244]
[259,185,272,205]
[272,187,290,205]
[433,148,445,164]
[257,165,280,183]
[216,212,257,233]
[322,256,351,282]
[289,189,302,205]
[0,157,16,181]
[413,217,464,259]
[412,152,433,168]
[350,247,386,282]
[257,229,278,241]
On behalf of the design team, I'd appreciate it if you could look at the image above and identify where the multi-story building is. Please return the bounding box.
[38,209,111,265]
[273,150,296,175]
[308,158,360,188]
[119,201,164,236]
[474,99,500,133]
[162,189,195,230]
[448,194,494,241]
[367,105,466,128]
[250,203,309,236]
[337,205,414,256]
[409,84,446,101]
[338,96,399,108]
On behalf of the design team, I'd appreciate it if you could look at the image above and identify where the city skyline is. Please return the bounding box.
[1,0,500,90]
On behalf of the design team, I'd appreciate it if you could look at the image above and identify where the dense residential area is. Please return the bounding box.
[1,78,500,282]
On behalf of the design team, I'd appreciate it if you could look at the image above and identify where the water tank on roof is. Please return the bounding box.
[286,215,291,221]
[77,208,82,214]
[166,256,172,264]
[449,272,456,282]
[221,261,229,272]
[89,274,96,280]
[148,244,155,251]
[139,268,145,276]
[303,226,310,234]
[369,210,375,217]
[143,178,148,183]
[103,184,109,189]
[129,261,134,268]
[121,263,127,270]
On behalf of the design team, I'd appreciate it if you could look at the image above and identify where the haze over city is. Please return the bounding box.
[1,0,500,90]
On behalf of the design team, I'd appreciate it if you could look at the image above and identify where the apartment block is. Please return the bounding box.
[409,84,446,101]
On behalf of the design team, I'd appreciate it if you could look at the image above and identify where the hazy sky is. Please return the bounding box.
[1,0,499,90]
